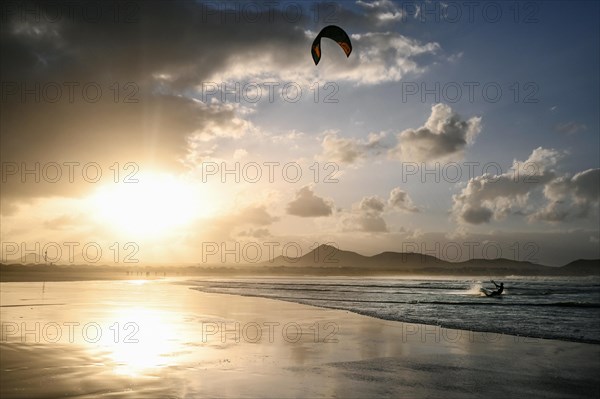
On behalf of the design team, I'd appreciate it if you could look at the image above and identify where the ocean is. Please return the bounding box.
[191,276,600,344]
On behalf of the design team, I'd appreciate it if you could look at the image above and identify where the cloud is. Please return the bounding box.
[232,149,248,160]
[340,195,386,232]
[208,30,440,87]
[452,147,599,224]
[320,131,389,164]
[340,186,418,232]
[555,121,587,135]
[360,196,386,213]
[190,203,279,246]
[0,95,253,214]
[42,214,82,230]
[356,0,406,24]
[232,205,279,226]
[351,214,388,232]
[2,1,288,211]
[348,195,388,232]
[342,196,388,232]
[2,0,440,91]
[531,168,600,222]
[388,187,418,212]
[309,32,440,85]
[320,105,481,166]
[452,147,560,224]
[392,103,482,162]
[236,228,271,239]
[2,1,318,87]
[286,186,334,217]
[1,0,443,212]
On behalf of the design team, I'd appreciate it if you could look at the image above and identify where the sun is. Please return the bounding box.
[89,172,214,238]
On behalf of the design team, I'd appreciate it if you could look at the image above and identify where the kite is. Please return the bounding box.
[311,25,352,65]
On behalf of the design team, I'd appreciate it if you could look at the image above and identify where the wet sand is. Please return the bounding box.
[1,280,599,398]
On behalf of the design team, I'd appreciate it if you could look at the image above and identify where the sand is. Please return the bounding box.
[1,279,599,398]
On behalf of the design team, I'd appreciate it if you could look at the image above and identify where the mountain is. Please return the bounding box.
[263,244,599,276]
[4,245,598,276]
[558,259,600,275]
[266,244,370,267]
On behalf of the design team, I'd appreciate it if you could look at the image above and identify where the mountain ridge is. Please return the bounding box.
[263,244,599,275]
[3,245,598,276]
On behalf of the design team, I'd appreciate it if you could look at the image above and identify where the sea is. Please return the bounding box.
[190,276,600,344]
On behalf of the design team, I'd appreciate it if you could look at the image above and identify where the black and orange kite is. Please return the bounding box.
[311,25,352,65]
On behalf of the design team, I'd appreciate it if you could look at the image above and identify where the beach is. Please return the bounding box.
[1,279,599,398]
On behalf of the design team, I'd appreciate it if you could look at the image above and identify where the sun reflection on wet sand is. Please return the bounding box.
[104,307,179,376]
[0,280,207,381]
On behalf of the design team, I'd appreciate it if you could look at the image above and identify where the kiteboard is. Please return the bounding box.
[480,288,502,298]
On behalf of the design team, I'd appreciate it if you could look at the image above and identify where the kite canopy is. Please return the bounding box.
[311,25,352,65]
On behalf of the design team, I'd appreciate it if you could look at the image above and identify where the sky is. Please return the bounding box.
[0,0,598,266]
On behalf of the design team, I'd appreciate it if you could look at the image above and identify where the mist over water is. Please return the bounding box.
[192,276,600,343]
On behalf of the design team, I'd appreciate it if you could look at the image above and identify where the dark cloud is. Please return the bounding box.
[1,1,442,214]
[0,95,245,214]
[1,1,309,85]
[1,1,313,211]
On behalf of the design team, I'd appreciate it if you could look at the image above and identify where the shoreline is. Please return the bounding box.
[1,280,599,398]
[189,286,600,346]
[2,276,599,345]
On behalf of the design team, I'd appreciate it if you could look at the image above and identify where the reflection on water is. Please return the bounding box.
[0,280,204,380]
[106,307,179,376]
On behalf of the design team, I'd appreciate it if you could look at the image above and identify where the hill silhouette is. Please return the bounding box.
[264,244,599,276]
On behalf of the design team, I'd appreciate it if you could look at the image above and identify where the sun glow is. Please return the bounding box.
[89,172,214,238]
